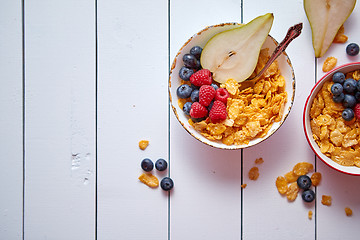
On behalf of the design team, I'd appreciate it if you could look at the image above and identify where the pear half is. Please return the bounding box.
[304,0,356,58]
[200,13,274,83]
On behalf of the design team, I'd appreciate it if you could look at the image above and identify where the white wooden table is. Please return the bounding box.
[1,0,360,239]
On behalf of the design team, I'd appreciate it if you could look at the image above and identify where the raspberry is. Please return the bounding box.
[209,100,227,123]
[199,85,216,107]
[354,103,360,119]
[215,88,230,104]
[190,102,208,119]
[190,69,212,86]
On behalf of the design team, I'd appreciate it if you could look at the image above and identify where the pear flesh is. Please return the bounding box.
[304,0,356,58]
[200,13,274,83]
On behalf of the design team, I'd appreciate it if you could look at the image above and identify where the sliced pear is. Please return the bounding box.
[304,0,356,58]
[200,13,274,83]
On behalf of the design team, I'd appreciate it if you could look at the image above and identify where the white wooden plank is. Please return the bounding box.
[316,3,360,238]
[0,0,23,238]
[97,1,169,239]
[170,0,242,239]
[242,0,317,239]
[24,0,96,239]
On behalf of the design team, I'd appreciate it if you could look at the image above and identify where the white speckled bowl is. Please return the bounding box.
[169,23,296,149]
[303,62,360,175]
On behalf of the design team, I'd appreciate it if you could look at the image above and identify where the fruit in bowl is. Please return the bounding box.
[303,62,360,175]
[169,14,295,149]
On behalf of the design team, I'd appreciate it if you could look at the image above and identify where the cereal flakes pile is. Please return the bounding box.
[310,70,360,167]
[189,49,288,145]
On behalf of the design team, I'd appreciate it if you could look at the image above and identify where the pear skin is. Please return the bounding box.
[304,0,356,58]
[200,13,274,83]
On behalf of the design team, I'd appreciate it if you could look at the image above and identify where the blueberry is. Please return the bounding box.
[342,108,355,121]
[297,175,312,190]
[190,46,202,59]
[331,83,343,96]
[183,54,200,69]
[176,84,193,99]
[191,117,207,122]
[302,189,315,203]
[207,100,214,112]
[332,72,345,84]
[343,94,357,108]
[183,102,192,115]
[160,177,174,191]
[333,93,345,103]
[346,43,359,56]
[190,83,199,91]
[155,158,168,171]
[343,78,357,93]
[141,158,154,172]
[211,83,219,91]
[355,91,360,102]
[190,89,199,102]
[179,66,194,81]
[357,80,360,91]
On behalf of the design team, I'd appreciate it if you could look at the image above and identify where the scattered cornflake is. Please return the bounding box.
[333,25,348,43]
[255,157,264,164]
[138,173,159,188]
[275,176,288,194]
[286,182,299,201]
[345,207,353,216]
[308,210,313,220]
[241,184,247,189]
[310,172,322,186]
[248,167,259,180]
[138,140,149,150]
[321,195,332,206]
[322,57,337,72]
[284,171,298,183]
[293,162,314,176]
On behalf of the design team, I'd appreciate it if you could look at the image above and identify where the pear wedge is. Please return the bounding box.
[200,13,274,83]
[304,0,356,58]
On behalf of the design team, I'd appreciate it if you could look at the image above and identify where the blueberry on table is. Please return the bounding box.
[179,66,194,81]
[302,189,315,203]
[333,93,345,103]
[343,94,357,108]
[342,108,355,121]
[190,46,203,59]
[160,177,174,191]
[190,89,199,102]
[141,158,154,172]
[183,102,192,115]
[343,78,357,93]
[176,84,193,99]
[331,83,343,96]
[183,54,200,69]
[297,175,312,190]
[346,43,359,56]
[332,72,345,84]
[155,158,168,171]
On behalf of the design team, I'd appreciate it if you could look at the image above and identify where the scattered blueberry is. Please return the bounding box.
[179,66,194,81]
[160,177,174,191]
[155,158,168,171]
[333,93,345,103]
[343,94,357,108]
[297,175,312,190]
[190,46,202,59]
[183,54,200,69]
[211,83,219,91]
[190,89,200,102]
[342,108,355,121]
[141,158,154,172]
[302,189,315,203]
[346,43,359,56]
[343,78,357,93]
[355,91,360,102]
[332,72,345,84]
[176,84,193,99]
[331,83,343,96]
[183,102,192,115]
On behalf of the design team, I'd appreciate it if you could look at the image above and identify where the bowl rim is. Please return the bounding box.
[169,22,296,150]
[303,61,360,176]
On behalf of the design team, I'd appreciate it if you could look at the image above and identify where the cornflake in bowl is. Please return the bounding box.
[303,62,360,175]
[169,23,295,149]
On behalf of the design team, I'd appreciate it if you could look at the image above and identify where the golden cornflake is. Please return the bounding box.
[248,167,259,180]
[321,195,332,206]
[139,140,149,150]
[284,171,298,183]
[255,157,264,164]
[311,172,322,186]
[241,184,247,189]
[275,176,288,194]
[286,182,299,201]
[293,162,314,176]
[138,173,159,188]
[345,207,353,216]
[333,25,348,43]
[308,210,313,220]
[322,57,337,72]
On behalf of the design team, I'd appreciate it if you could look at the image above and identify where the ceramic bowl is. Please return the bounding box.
[169,23,295,149]
[303,62,360,175]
